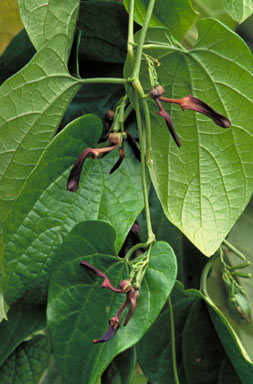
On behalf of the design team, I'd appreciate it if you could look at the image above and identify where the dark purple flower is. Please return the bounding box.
[160,95,231,128]
[80,261,139,343]
[67,145,118,192]
[109,146,125,174]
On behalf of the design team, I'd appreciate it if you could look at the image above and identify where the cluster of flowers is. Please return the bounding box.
[81,261,138,343]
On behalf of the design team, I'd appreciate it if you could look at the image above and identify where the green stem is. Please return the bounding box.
[143,43,185,52]
[135,94,154,242]
[200,252,219,296]
[127,0,135,67]
[168,295,180,384]
[77,77,128,85]
[131,0,156,93]
[222,239,246,261]
[141,98,152,161]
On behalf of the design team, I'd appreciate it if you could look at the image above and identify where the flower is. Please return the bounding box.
[160,95,231,128]
[150,85,231,147]
[80,261,139,343]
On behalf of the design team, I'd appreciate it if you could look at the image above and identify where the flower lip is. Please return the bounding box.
[67,145,118,192]
[93,317,119,344]
[109,146,125,174]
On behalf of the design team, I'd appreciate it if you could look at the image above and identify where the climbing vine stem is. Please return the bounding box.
[168,295,180,384]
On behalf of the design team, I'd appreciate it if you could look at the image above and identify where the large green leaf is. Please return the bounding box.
[124,0,198,41]
[47,220,177,384]
[0,335,50,384]
[224,0,253,23]
[18,0,80,53]
[0,34,81,230]
[0,304,46,367]
[125,19,253,256]
[1,115,143,308]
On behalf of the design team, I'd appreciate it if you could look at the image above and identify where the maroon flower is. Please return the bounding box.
[67,145,118,192]
[160,95,231,128]
[150,85,231,147]
[109,146,125,174]
[81,261,139,343]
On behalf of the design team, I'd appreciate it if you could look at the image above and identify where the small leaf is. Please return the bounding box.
[1,115,143,307]
[124,0,198,41]
[0,336,50,384]
[18,0,80,54]
[224,0,253,23]
[47,220,177,384]
[0,0,23,54]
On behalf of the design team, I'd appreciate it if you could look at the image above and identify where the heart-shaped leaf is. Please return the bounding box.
[47,220,177,384]
[125,19,253,256]
[1,114,143,308]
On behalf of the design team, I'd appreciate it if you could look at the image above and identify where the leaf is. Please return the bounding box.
[77,1,129,63]
[124,0,198,41]
[204,199,253,383]
[136,281,242,383]
[0,335,50,384]
[125,19,253,256]
[18,0,80,54]
[223,0,253,23]
[101,347,136,384]
[47,220,177,384]
[0,304,46,367]
[0,0,23,54]
[1,115,143,307]
[0,34,81,230]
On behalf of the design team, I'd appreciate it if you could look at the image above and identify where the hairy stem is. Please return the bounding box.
[168,295,180,384]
